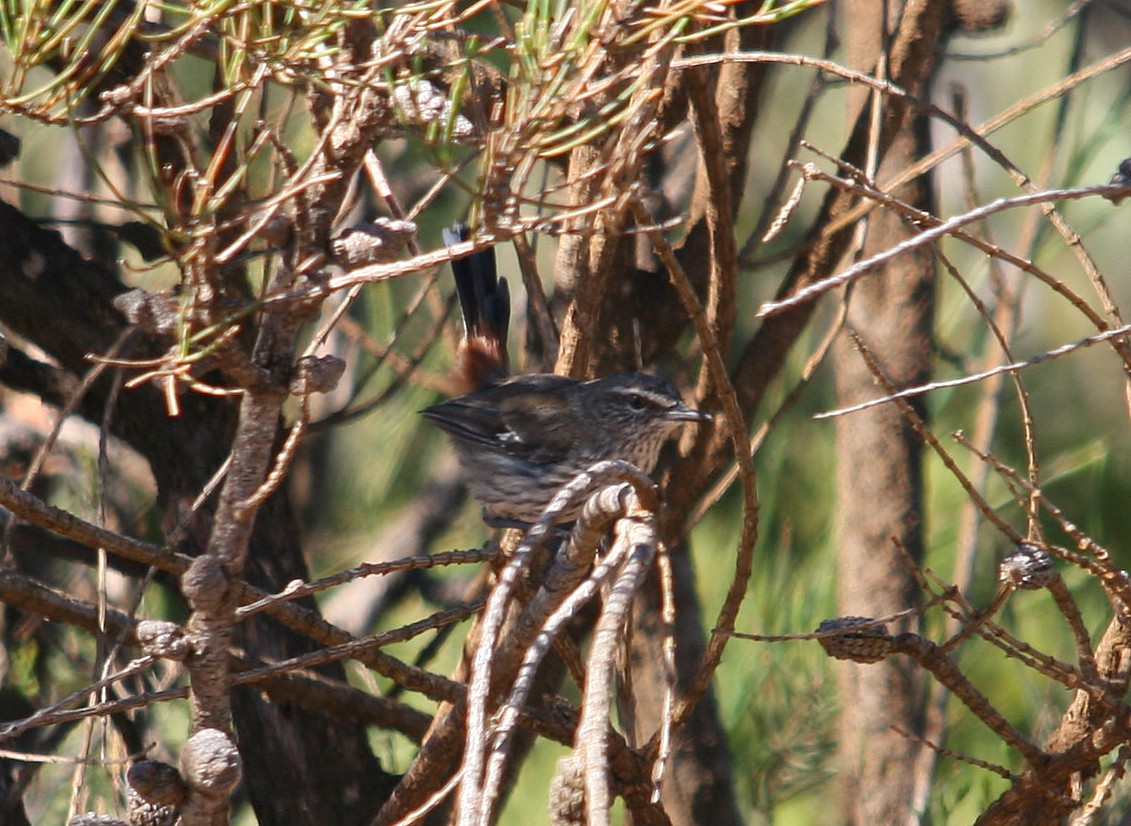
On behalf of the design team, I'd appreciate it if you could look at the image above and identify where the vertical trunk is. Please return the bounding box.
[625,556,743,826]
[834,2,937,822]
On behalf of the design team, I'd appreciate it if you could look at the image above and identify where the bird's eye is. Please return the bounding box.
[626,393,649,411]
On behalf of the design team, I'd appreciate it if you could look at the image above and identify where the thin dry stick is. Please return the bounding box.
[0,476,486,715]
[933,245,1039,525]
[682,29,739,376]
[321,229,530,294]
[953,434,1131,610]
[921,570,1107,702]
[192,63,272,219]
[1045,576,1098,683]
[818,321,1131,420]
[843,331,1025,545]
[73,359,135,819]
[792,161,1116,345]
[890,723,1014,782]
[938,584,1014,657]
[0,476,182,571]
[1,328,135,563]
[229,601,484,685]
[1070,743,1131,826]
[315,288,459,427]
[978,617,1106,700]
[237,547,498,616]
[0,655,157,743]
[688,294,847,528]
[512,231,558,370]
[580,522,655,826]
[738,32,833,257]
[331,311,456,397]
[389,771,463,826]
[362,149,420,253]
[889,633,1047,767]
[238,396,310,513]
[2,686,186,746]
[212,171,344,267]
[476,513,637,825]
[650,529,678,801]
[631,198,759,733]
[0,749,138,766]
[687,47,1131,370]
[759,183,1131,320]
[458,461,658,821]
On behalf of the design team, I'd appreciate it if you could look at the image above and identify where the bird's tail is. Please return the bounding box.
[444,223,510,390]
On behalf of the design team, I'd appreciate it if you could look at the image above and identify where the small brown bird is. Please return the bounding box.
[423,225,709,524]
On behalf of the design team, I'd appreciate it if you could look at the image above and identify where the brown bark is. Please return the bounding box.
[625,559,742,825]
[722,0,950,488]
[0,201,391,825]
[832,133,933,822]
[832,3,938,822]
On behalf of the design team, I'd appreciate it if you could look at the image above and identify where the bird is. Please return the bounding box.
[422,224,710,525]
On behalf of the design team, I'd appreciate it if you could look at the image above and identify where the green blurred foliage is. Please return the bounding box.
[4,0,1131,822]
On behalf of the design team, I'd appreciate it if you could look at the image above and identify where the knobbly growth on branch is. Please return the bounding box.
[3,2,1131,825]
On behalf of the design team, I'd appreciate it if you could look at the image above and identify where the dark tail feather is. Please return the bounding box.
[444,223,510,388]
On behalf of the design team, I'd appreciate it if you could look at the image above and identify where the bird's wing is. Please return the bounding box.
[423,375,578,463]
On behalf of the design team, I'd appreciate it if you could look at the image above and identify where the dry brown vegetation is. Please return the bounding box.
[3,1,1131,824]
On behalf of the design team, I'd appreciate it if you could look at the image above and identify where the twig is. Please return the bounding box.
[581,520,655,826]
[631,198,759,734]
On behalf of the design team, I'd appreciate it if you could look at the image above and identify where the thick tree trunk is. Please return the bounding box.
[833,3,937,820]
[0,201,392,824]
[625,558,743,826]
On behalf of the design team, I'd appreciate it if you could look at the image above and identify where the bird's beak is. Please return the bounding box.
[668,404,712,423]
